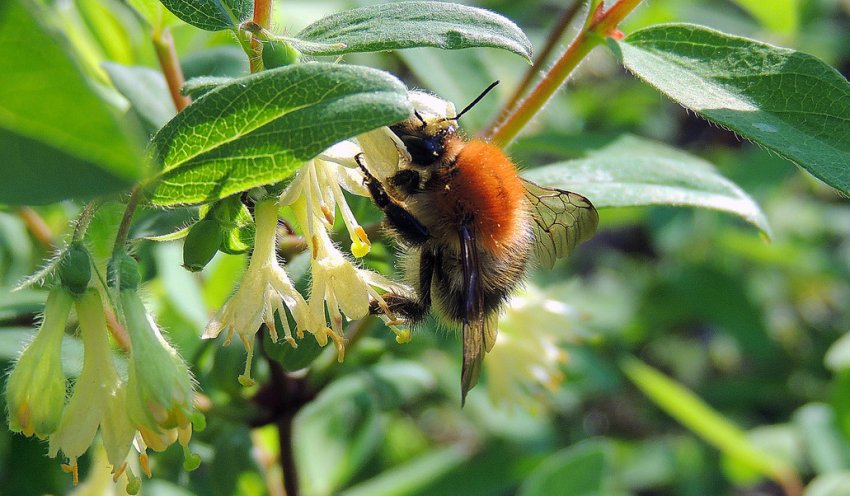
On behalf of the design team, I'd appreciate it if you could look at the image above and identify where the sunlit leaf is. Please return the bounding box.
[296,1,532,60]
[522,135,771,235]
[148,63,411,206]
[611,24,850,195]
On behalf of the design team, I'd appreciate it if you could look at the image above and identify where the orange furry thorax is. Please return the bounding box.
[436,139,528,254]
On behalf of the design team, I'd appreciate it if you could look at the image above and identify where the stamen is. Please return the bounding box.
[237,335,256,386]
[323,326,346,362]
[272,302,297,348]
[112,462,128,482]
[61,461,79,486]
[139,452,152,478]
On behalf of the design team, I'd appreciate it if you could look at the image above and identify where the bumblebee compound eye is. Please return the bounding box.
[401,135,443,165]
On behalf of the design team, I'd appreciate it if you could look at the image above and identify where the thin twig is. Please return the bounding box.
[491,1,584,130]
[279,410,299,496]
[113,186,144,255]
[153,27,191,111]
[486,0,643,147]
[72,201,100,243]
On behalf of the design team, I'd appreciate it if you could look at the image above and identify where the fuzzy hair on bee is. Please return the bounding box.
[358,82,598,404]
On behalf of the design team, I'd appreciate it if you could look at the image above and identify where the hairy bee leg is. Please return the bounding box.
[355,153,430,245]
[369,250,435,324]
[369,294,428,323]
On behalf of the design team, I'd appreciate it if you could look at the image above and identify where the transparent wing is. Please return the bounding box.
[522,178,599,268]
[459,220,487,406]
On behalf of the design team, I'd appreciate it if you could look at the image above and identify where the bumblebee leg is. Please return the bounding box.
[356,154,430,245]
[389,169,422,195]
[369,250,435,324]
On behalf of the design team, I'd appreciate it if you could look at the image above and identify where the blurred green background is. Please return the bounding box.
[1,0,849,494]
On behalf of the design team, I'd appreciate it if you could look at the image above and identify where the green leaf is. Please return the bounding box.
[0,289,46,323]
[0,0,143,205]
[340,445,471,496]
[610,24,850,195]
[263,328,324,372]
[522,135,771,235]
[805,472,850,496]
[296,379,385,496]
[157,0,252,31]
[621,357,797,487]
[518,441,612,496]
[793,403,850,474]
[181,76,233,98]
[295,1,532,60]
[148,63,411,206]
[103,62,176,129]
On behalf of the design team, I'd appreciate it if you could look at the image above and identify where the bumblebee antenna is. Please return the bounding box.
[449,80,500,121]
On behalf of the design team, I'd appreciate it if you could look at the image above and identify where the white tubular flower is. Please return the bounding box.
[49,290,134,486]
[283,156,415,358]
[203,198,311,385]
[281,152,372,258]
[485,285,581,411]
[355,127,405,181]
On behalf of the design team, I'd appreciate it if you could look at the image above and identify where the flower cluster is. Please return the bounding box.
[204,131,420,381]
[5,256,200,493]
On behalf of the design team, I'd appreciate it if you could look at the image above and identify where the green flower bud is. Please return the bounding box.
[262,39,300,69]
[58,243,91,295]
[5,287,72,439]
[108,252,141,290]
[121,289,195,432]
[182,219,223,272]
[206,196,255,255]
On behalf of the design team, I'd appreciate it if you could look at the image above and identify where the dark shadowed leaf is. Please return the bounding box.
[0,0,143,205]
[518,441,613,496]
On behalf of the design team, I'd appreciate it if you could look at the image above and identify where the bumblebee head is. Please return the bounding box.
[390,81,500,166]
[390,117,452,166]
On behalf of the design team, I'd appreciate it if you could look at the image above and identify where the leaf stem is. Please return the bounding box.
[152,27,191,111]
[490,1,584,130]
[250,0,274,72]
[112,186,144,255]
[72,201,100,243]
[485,0,643,147]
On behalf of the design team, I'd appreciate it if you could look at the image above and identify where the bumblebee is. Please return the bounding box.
[358,83,598,403]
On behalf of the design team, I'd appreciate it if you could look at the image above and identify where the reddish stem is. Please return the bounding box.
[486,0,643,147]
[491,1,583,129]
[153,27,191,111]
